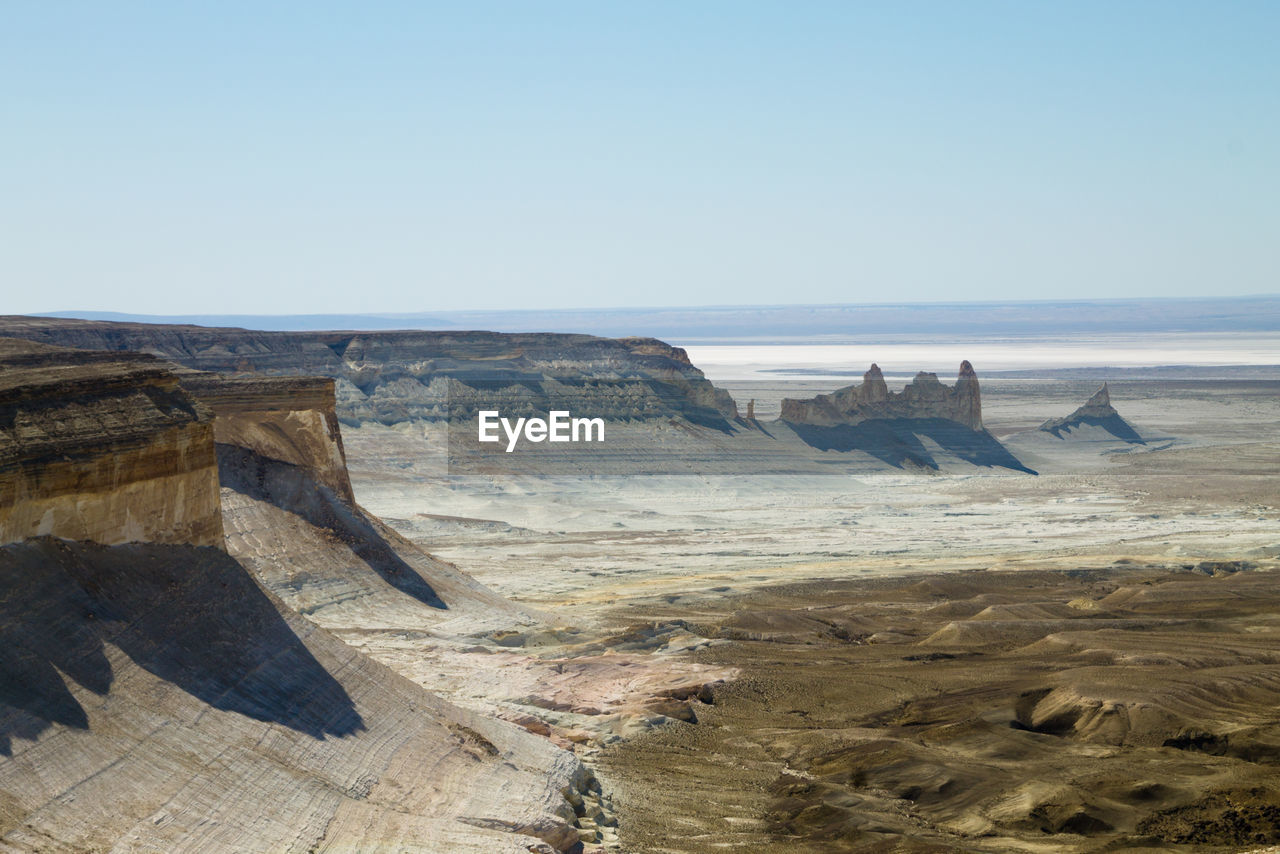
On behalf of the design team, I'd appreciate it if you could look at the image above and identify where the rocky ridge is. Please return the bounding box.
[0,317,1050,475]
[0,316,740,431]
[781,361,983,430]
[776,361,1033,473]
[0,319,1046,475]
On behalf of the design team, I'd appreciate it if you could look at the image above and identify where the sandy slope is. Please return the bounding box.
[0,539,585,854]
[215,441,736,850]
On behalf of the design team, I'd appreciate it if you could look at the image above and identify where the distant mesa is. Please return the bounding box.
[1039,384,1145,444]
[0,316,741,433]
[0,318,1040,475]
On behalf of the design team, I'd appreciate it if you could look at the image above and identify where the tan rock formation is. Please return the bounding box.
[0,339,223,547]
[780,361,983,430]
[0,337,594,852]
[954,359,981,430]
[862,362,889,403]
[1082,382,1111,411]
[181,374,355,503]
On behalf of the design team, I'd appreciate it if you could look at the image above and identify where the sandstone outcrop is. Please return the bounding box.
[781,361,983,430]
[1039,384,1145,444]
[0,338,223,547]
[181,373,355,503]
[776,361,1030,472]
[0,337,595,852]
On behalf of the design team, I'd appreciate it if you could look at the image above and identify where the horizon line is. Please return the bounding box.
[35,292,1280,320]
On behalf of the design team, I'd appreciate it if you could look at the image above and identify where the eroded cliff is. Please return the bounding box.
[781,361,983,430]
[0,316,741,431]
[181,373,356,503]
[0,338,596,852]
[0,339,223,547]
[0,317,1036,476]
[776,361,1030,472]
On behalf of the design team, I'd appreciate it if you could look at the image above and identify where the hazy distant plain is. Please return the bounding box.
[685,332,1280,382]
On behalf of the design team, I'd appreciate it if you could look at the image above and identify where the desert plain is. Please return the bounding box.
[3,315,1279,853]
[345,369,1280,852]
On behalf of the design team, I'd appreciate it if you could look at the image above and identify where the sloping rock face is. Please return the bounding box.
[181,373,356,503]
[0,316,740,430]
[0,539,585,854]
[781,362,983,430]
[1039,384,1145,444]
[0,339,593,852]
[0,338,223,547]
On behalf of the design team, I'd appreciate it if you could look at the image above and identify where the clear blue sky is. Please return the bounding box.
[3,1,1277,314]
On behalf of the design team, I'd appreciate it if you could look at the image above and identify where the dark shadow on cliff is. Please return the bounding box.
[1042,414,1146,445]
[216,443,447,609]
[786,418,1037,474]
[0,539,363,754]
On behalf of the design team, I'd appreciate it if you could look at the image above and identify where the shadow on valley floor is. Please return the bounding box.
[0,539,363,754]
[786,418,1037,473]
[1042,413,1147,444]
[217,444,447,609]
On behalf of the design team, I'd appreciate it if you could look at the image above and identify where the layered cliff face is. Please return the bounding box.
[180,373,356,503]
[0,317,741,430]
[0,317,1034,475]
[0,337,594,852]
[0,338,223,547]
[781,361,983,430]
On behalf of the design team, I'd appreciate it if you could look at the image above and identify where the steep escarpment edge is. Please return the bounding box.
[0,337,592,852]
[0,338,224,547]
[181,373,356,503]
[0,315,743,430]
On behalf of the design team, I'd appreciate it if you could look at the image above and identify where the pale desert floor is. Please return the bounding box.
[344,378,1280,613]
[340,376,1280,852]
